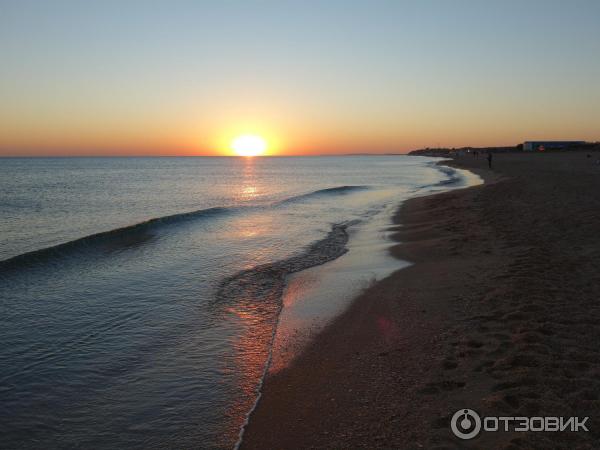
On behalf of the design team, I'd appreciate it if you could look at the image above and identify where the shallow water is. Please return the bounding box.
[0,156,477,449]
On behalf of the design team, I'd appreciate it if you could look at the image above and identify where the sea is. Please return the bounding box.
[0,156,480,449]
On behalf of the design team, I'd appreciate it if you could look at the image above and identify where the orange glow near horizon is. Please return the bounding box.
[1,115,598,157]
[2,94,598,156]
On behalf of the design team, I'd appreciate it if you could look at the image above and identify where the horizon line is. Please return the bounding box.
[0,153,412,158]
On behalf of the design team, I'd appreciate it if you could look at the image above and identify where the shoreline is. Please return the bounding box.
[239,159,493,448]
[241,152,600,449]
[236,160,465,447]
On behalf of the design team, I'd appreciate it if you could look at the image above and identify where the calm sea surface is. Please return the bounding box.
[0,156,474,449]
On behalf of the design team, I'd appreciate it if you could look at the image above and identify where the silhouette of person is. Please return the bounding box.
[487,152,492,169]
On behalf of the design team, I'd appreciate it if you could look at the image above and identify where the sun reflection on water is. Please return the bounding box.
[219,282,282,446]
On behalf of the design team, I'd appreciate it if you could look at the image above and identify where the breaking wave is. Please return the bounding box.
[433,165,463,186]
[217,220,358,307]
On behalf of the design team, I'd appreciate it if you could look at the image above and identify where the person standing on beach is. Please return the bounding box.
[487,152,493,169]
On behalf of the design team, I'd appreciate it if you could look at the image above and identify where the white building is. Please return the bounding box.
[523,141,585,151]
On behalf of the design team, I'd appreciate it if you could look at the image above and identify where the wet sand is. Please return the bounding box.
[241,152,600,449]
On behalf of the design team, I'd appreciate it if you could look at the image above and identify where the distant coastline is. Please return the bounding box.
[408,141,600,157]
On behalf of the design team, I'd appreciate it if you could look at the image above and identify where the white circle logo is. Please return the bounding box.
[451,409,481,440]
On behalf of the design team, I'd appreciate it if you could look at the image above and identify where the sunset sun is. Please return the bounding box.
[231,135,267,156]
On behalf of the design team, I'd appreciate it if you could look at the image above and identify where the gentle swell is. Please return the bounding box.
[0,206,238,273]
[277,185,369,204]
[0,186,370,273]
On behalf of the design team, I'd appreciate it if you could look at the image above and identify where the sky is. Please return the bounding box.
[1,0,600,156]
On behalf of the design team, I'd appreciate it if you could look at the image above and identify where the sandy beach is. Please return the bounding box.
[241,152,600,449]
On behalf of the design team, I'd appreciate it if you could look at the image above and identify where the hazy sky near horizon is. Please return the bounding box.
[1,0,600,156]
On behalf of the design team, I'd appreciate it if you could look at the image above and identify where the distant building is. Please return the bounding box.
[523,141,585,151]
